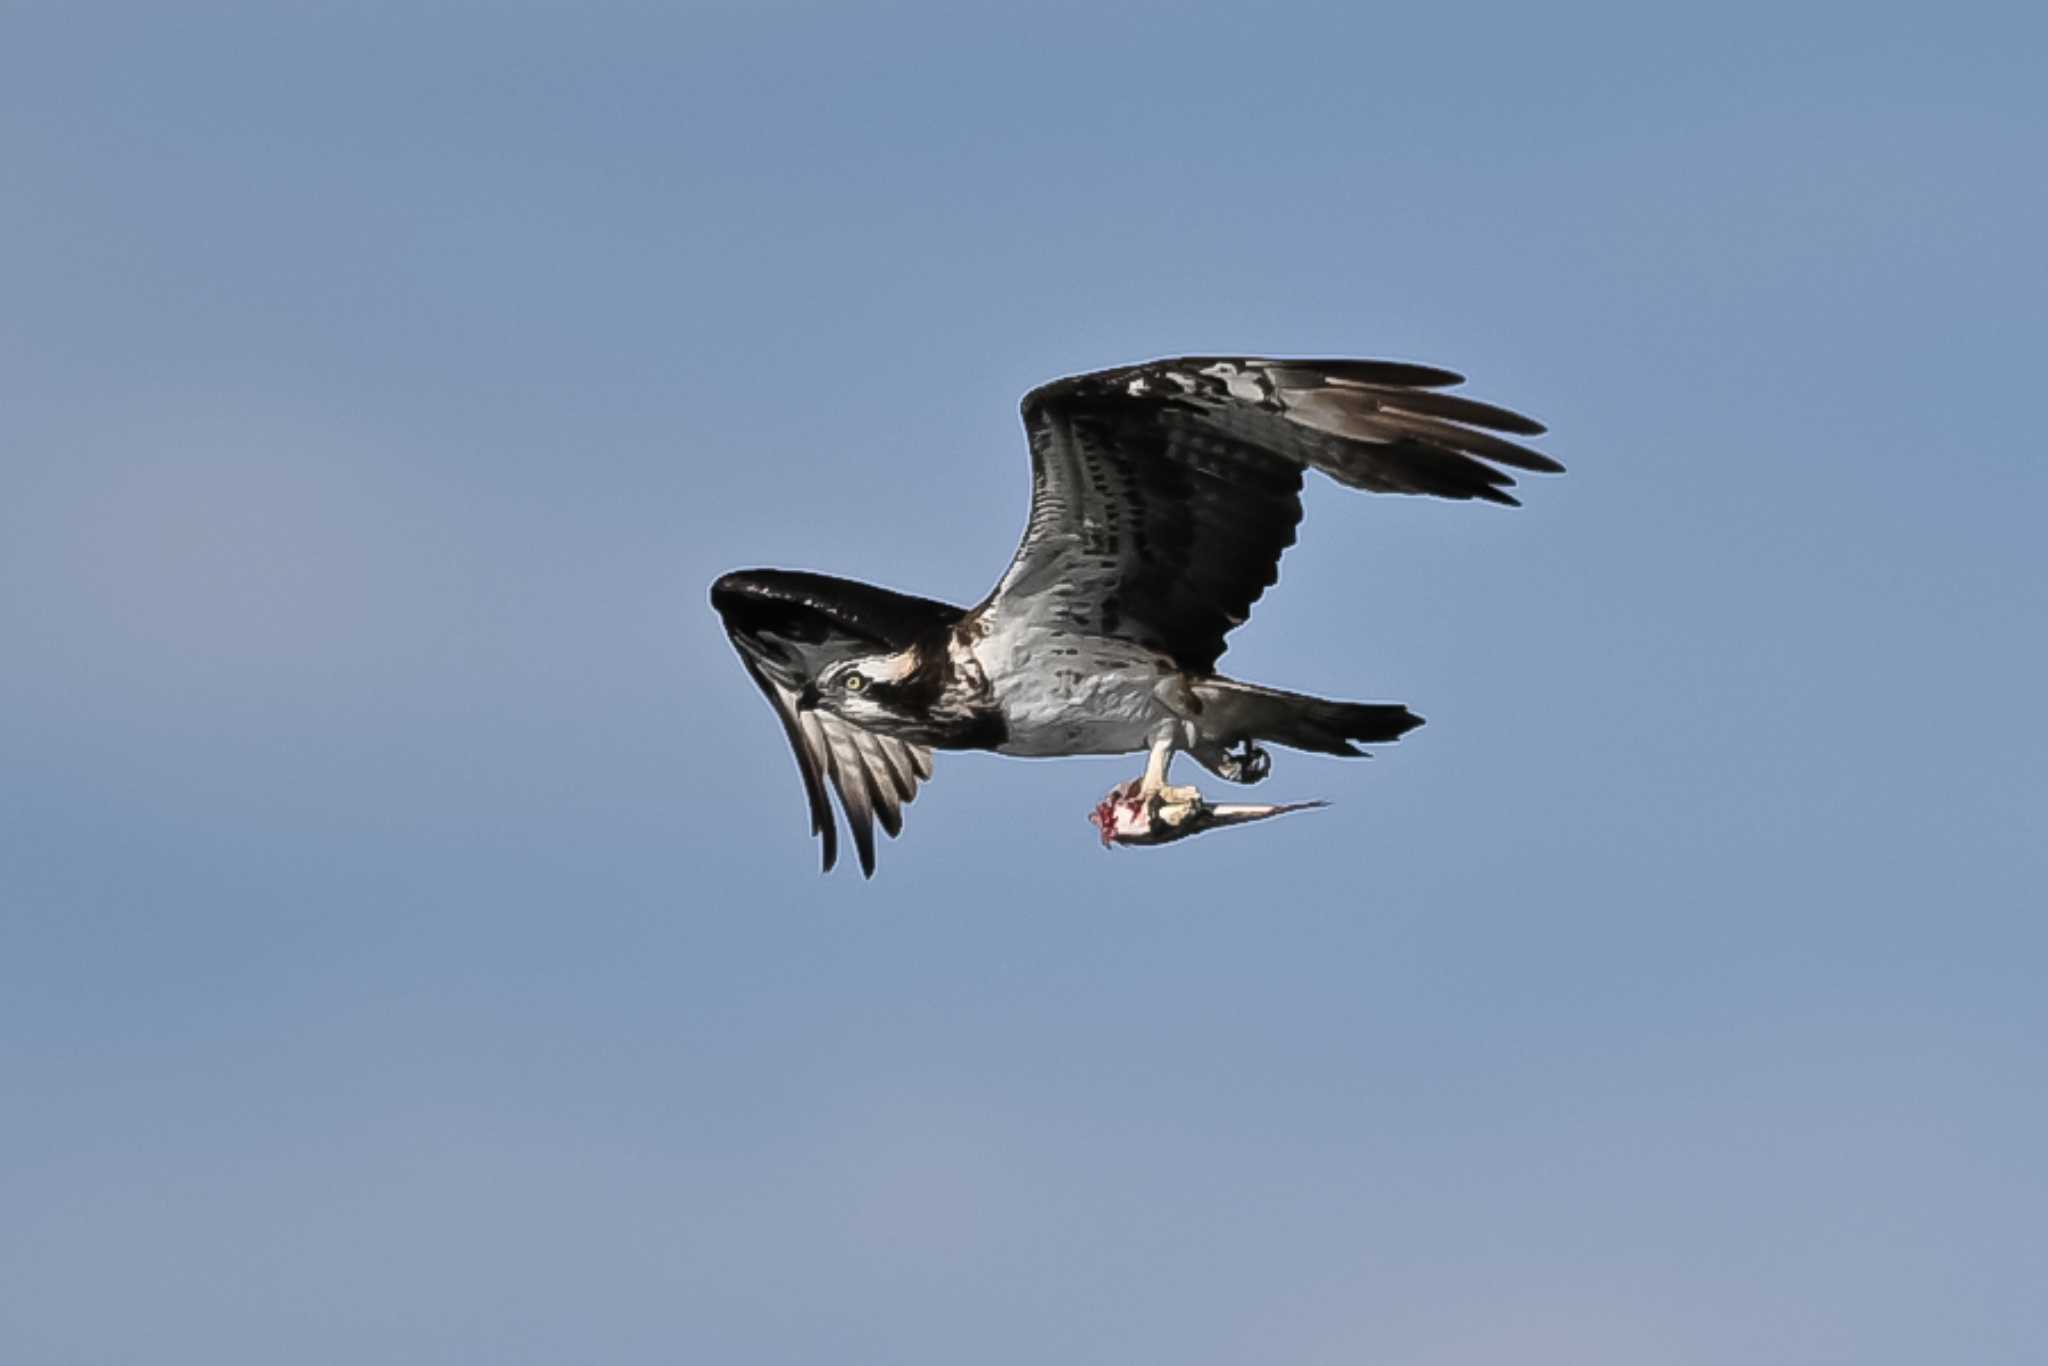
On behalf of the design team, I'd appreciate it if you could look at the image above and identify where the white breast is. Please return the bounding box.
[972,616,1174,758]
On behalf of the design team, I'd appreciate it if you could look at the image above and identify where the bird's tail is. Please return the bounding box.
[1189,678,1423,758]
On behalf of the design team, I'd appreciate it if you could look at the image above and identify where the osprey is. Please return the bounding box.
[713,356,1560,876]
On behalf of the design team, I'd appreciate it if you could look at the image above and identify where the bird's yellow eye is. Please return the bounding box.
[843,671,867,693]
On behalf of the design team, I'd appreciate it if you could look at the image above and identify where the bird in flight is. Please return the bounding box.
[713,356,1561,876]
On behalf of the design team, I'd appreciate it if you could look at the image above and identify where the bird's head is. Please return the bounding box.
[798,649,928,726]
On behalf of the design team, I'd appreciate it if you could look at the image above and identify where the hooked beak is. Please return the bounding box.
[795,682,821,712]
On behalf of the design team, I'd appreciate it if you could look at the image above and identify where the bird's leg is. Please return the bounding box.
[1137,724,1201,807]
[1091,724,1204,843]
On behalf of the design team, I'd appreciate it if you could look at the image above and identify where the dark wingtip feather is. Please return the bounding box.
[842,783,877,878]
[1366,387,1549,437]
[1437,427,1562,474]
[874,786,904,839]
[1305,358,1466,389]
[1500,448,1565,474]
[818,793,839,870]
[735,654,841,873]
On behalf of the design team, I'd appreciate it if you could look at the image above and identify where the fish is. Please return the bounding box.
[1087,779,1330,848]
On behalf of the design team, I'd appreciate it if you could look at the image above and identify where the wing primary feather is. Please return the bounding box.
[739,656,838,872]
[853,731,906,839]
[822,725,879,878]
[868,733,919,804]
[1371,407,1564,471]
[1265,358,1466,390]
[796,710,842,872]
[1337,382,1549,437]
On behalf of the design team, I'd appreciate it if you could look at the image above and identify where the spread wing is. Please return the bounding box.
[712,569,953,877]
[731,654,934,878]
[986,357,1561,673]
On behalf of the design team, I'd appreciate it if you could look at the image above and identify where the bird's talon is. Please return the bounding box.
[1220,739,1271,784]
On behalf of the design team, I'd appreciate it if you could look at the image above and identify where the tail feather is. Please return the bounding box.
[1190,678,1423,758]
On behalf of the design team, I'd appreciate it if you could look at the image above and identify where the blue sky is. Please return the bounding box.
[3,3,2044,1363]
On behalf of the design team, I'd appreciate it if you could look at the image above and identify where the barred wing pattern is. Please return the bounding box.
[988,358,1560,673]
[733,651,934,878]
[712,569,958,878]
